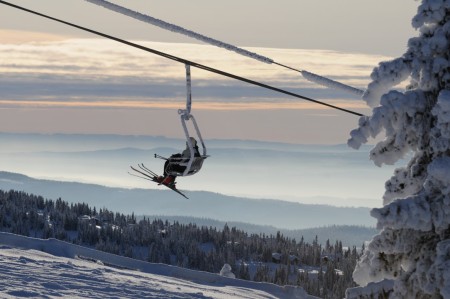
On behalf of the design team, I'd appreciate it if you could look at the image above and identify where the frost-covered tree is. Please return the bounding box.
[219,263,236,278]
[346,1,450,298]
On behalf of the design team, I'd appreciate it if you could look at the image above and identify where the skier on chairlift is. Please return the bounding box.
[157,137,200,186]
[129,65,207,199]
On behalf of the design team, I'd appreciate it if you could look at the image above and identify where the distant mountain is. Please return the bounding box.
[0,171,376,230]
[141,215,378,247]
[0,132,367,153]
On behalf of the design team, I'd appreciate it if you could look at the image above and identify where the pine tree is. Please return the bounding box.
[238,262,250,280]
[346,1,450,298]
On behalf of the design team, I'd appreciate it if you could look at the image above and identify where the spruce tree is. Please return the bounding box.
[346,1,450,297]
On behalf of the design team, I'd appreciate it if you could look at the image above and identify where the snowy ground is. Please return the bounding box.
[0,233,317,299]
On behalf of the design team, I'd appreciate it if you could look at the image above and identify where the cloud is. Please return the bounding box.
[0,37,391,111]
[0,29,69,44]
[0,99,368,111]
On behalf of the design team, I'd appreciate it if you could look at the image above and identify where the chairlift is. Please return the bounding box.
[155,64,208,177]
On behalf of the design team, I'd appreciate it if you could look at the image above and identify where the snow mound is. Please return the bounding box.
[219,263,236,278]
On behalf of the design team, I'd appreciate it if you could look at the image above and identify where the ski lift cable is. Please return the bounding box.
[84,0,365,97]
[0,0,364,117]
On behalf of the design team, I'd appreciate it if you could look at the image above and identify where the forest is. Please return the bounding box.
[0,189,363,298]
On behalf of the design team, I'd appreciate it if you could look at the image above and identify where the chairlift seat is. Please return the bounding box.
[165,155,208,176]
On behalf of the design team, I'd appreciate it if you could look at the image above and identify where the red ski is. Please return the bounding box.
[129,164,189,199]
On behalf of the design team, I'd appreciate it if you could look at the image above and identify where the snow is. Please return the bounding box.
[412,0,450,28]
[361,58,411,108]
[0,232,317,299]
[219,264,236,279]
[431,90,450,153]
[84,0,273,64]
[426,239,450,297]
[346,279,394,299]
[300,70,364,96]
[272,252,282,262]
[428,156,450,187]
[349,90,428,166]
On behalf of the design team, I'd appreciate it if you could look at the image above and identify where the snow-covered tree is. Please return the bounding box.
[346,1,450,298]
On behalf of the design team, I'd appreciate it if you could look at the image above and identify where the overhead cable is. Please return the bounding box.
[0,0,364,117]
[84,0,365,96]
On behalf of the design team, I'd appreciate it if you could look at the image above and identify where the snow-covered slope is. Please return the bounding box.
[0,232,317,299]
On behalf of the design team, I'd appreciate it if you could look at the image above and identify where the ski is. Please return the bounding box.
[129,165,189,199]
[138,163,158,177]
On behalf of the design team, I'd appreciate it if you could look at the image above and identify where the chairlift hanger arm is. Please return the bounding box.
[179,64,207,176]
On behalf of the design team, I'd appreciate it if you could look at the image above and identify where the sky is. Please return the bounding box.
[0,0,420,144]
[2,0,418,55]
